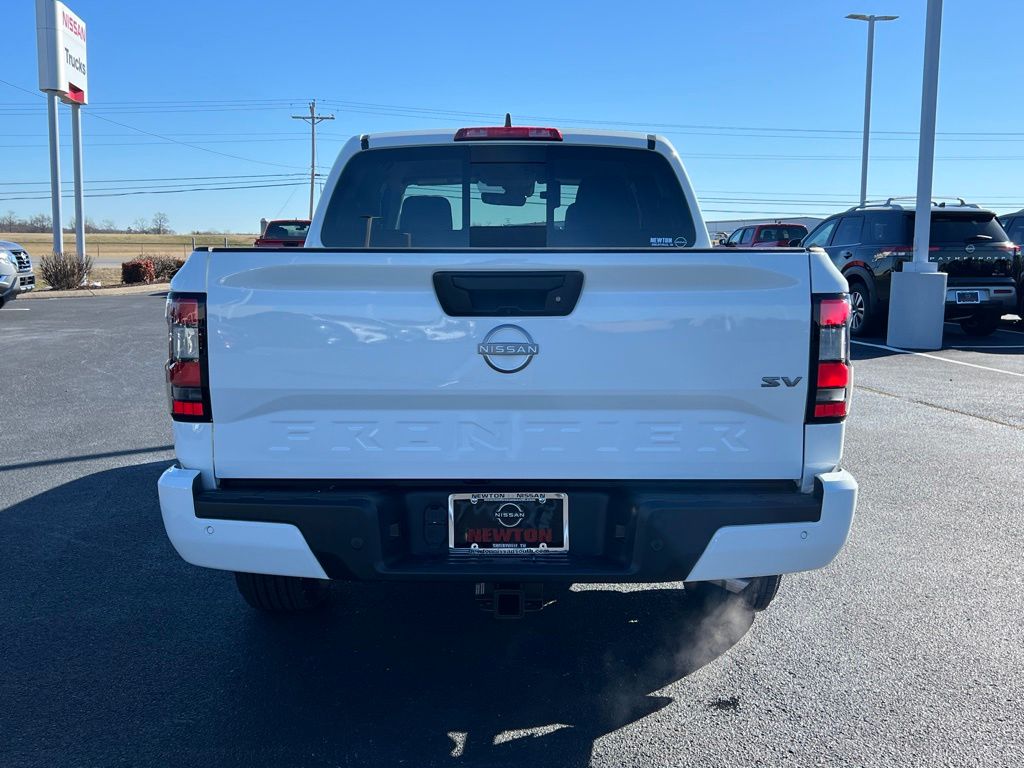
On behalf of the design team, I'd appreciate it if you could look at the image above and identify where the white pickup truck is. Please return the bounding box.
[158,124,857,618]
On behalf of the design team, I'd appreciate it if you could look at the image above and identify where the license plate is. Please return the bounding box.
[448,492,568,554]
[955,290,981,304]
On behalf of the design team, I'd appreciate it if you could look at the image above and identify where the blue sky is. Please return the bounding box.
[2,0,1023,234]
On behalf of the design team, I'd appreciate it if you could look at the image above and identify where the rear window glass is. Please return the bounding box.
[1003,217,1024,245]
[926,213,1008,244]
[319,145,695,249]
[755,225,807,242]
[264,221,309,239]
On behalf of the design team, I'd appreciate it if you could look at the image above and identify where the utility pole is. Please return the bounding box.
[292,100,334,219]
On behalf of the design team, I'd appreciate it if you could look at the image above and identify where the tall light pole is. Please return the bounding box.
[847,13,898,206]
[291,100,334,219]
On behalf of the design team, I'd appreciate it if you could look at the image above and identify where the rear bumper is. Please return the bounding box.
[158,469,857,583]
[942,277,1016,314]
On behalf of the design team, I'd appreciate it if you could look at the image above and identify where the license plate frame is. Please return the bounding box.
[448,492,569,554]
[955,290,981,305]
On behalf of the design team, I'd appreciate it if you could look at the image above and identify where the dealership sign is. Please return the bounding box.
[36,0,88,104]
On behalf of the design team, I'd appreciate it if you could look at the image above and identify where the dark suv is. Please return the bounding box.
[801,201,1018,337]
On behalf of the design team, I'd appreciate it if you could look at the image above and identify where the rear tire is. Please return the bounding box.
[848,279,879,337]
[234,572,330,613]
[959,312,1001,337]
[741,575,782,612]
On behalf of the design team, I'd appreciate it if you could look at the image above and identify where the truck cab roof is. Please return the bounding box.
[359,128,660,150]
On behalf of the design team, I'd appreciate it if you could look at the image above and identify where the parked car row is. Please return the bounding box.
[0,240,35,307]
[718,222,808,248]
[719,200,1023,337]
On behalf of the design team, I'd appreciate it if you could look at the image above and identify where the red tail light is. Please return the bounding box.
[166,292,210,422]
[454,126,563,141]
[808,295,852,422]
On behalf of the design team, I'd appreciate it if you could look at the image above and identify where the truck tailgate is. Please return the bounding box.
[204,250,811,480]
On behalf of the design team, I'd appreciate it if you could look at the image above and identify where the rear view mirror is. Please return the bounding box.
[476,174,535,207]
[480,191,527,206]
[718,238,727,246]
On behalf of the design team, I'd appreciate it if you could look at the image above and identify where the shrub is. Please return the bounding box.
[39,251,94,291]
[122,257,156,284]
[149,255,186,281]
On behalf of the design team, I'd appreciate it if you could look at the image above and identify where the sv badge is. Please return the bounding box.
[761,376,803,388]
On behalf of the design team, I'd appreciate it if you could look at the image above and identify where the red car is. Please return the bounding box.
[721,223,809,248]
[254,219,310,248]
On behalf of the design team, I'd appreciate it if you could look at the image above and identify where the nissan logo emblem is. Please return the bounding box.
[477,324,539,374]
[493,503,527,528]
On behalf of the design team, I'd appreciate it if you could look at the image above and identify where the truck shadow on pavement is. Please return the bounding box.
[2,461,755,768]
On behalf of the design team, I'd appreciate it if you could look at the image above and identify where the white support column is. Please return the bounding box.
[46,92,63,254]
[886,0,947,350]
[71,102,86,268]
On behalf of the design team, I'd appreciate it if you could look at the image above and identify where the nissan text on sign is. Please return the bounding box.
[36,0,88,105]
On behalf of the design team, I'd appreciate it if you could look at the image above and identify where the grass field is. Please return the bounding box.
[4,232,254,289]
[2,232,257,262]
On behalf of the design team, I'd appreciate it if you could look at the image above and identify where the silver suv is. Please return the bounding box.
[0,241,36,306]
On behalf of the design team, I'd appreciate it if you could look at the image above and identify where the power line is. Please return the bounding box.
[0,173,309,188]
[0,181,306,203]
[0,137,314,148]
[85,111,302,169]
[0,78,305,171]
[9,87,1024,139]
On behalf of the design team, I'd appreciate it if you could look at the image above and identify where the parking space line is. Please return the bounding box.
[852,340,1024,377]
[3,307,30,310]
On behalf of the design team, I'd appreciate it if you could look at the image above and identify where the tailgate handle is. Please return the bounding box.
[432,271,584,316]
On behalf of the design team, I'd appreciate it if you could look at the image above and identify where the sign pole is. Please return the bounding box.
[71,101,86,267]
[46,92,64,254]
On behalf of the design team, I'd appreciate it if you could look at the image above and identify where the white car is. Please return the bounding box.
[0,241,36,306]
[158,124,857,619]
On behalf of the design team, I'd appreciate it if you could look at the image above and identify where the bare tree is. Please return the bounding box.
[131,217,150,234]
[28,213,52,232]
[151,212,171,235]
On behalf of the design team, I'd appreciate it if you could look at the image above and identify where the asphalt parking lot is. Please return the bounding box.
[2,295,1022,768]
